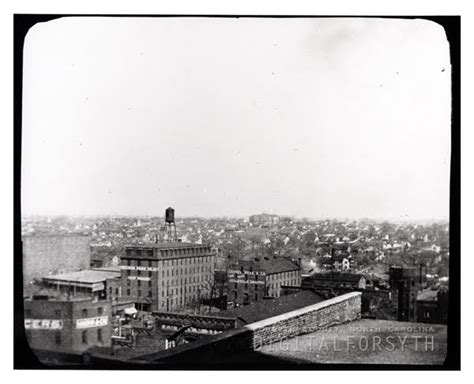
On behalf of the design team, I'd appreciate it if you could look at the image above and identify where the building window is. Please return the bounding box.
[82,309,88,317]
[148,271,152,277]
[55,332,61,346]
[97,307,103,316]
[127,289,131,296]
[97,329,103,343]
[138,280,141,287]
[115,288,119,295]
[148,291,152,298]
[82,330,88,344]
[148,280,152,287]
[138,290,142,297]
[54,309,61,317]
[255,293,258,301]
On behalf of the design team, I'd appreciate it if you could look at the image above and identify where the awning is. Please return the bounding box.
[124,307,137,315]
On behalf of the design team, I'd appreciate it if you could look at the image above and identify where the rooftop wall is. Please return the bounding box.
[124,292,362,364]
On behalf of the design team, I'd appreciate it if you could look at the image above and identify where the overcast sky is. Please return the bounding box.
[21,17,451,220]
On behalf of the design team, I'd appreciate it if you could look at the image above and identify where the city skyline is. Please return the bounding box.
[21,17,451,220]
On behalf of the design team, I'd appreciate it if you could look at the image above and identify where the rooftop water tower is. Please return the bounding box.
[163,207,177,242]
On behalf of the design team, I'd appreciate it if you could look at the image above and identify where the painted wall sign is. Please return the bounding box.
[121,266,158,272]
[228,269,266,276]
[25,319,63,330]
[127,276,151,281]
[76,316,108,329]
[228,278,265,285]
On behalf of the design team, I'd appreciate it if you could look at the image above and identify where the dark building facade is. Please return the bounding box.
[24,297,112,354]
[389,266,425,322]
[415,286,449,324]
[120,243,216,312]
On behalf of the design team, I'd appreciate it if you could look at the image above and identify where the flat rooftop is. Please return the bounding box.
[125,242,210,249]
[43,269,121,284]
[258,319,447,365]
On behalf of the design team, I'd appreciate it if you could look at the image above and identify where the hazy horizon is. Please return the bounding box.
[21,17,451,221]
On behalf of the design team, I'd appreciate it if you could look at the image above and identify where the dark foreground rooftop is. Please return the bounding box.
[258,319,447,365]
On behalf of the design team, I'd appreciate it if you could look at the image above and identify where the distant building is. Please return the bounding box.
[249,213,280,227]
[302,272,366,293]
[120,243,216,312]
[227,256,301,306]
[24,296,112,354]
[22,234,91,295]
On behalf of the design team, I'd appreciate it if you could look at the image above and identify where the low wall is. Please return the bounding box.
[126,292,361,364]
[249,291,361,350]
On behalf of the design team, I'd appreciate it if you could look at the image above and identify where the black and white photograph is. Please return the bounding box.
[13,13,460,370]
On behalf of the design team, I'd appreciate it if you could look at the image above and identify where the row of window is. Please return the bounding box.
[160,273,210,285]
[232,273,261,281]
[160,247,211,257]
[267,271,299,281]
[161,284,204,297]
[125,249,154,257]
[126,288,153,298]
[53,329,103,347]
[81,329,103,344]
[160,255,212,266]
[161,265,211,277]
[127,279,153,287]
[81,307,104,317]
[126,269,153,277]
[233,282,263,290]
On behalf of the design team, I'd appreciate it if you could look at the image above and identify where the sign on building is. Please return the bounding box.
[76,316,108,329]
[25,319,63,330]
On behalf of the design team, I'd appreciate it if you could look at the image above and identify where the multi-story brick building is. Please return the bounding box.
[120,242,216,312]
[227,256,301,306]
[24,296,112,354]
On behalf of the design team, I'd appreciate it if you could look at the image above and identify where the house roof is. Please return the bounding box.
[232,256,300,274]
[125,242,210,250]
[305,272,365,283]
[218,291,324,324]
